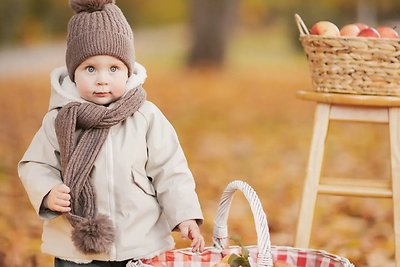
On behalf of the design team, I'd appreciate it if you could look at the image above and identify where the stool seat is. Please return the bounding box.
[295,90,400,266]
[297,90,400,107]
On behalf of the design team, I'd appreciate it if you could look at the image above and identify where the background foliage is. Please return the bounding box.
[2,0,400,46]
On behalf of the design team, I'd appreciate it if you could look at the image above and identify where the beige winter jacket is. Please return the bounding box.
[18,64,203,263]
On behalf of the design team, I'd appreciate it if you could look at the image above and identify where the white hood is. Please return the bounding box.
[48,62,147,111]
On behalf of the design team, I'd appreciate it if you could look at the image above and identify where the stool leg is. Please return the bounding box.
[389,107,400,266]
[295,103,331,248]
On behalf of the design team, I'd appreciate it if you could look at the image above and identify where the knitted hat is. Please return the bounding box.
[66,0,134,81]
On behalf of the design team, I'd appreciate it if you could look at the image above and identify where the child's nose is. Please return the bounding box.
[96,71,109,85]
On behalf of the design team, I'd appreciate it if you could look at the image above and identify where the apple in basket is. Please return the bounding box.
[377,26,399,38]
[340,24,361,37]
[212,263,230,267]
[214,253,251,267]
[212,255,231,267]
[274,261,296,267]
[310,21,340,37]
[358,27,380,38]
[354,22,369,31]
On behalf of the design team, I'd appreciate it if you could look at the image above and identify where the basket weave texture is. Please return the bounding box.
[295,14,400,96]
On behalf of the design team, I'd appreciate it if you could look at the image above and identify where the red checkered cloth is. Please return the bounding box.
[142,245,352,267]
[271,246,353,267]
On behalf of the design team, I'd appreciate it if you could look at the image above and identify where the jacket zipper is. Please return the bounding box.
[106,135,117,259]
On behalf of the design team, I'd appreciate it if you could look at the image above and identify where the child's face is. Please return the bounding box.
[74,55,129,105]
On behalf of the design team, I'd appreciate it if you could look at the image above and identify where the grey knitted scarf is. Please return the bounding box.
[55,86,146,254]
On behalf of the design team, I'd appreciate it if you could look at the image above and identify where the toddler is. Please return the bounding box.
[18,0,204,266]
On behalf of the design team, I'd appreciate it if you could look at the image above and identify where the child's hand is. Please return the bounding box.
[45,184,71,213]
[178,220,205,253]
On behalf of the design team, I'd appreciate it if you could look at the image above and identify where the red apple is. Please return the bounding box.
[340,24,361,37]
[377,26,399,38]
[357,27,380,38]
[354,22,369,31]
[310,21,340,37]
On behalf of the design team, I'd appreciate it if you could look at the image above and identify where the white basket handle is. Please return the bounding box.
[212,180,273,267]
[294,13,309,36]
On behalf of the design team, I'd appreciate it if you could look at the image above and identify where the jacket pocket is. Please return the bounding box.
[131,168,156,197]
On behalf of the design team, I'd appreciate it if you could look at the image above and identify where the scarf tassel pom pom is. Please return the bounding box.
[72,214,115,254]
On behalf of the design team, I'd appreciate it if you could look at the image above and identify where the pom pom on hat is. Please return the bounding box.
[71,215,115,254]
[70,0,116,13]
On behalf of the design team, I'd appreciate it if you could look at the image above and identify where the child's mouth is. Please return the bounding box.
[94,92,110,97]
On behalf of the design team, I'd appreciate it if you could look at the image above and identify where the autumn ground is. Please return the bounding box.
[0,24,395,266]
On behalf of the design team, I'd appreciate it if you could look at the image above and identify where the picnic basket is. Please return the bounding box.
[295,13,400,96]
[142,180,354,267]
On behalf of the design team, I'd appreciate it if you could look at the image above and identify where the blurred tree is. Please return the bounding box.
[119,0,187,27]
[0,0,187,46]
[0,0,26,45]
[0,0,71,45]
[187,0,239,67]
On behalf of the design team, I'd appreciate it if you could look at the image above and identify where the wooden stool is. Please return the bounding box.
[295,90,400,265]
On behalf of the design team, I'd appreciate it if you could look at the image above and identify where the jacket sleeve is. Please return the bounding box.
[17,111,63,220]
[143,102,203,231]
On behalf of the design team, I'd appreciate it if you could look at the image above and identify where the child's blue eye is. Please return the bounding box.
[86,66,95,73]
[110,66,117,72]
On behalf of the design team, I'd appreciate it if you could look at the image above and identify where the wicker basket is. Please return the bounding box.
[295,14,400,96]
[142,180,354,267]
